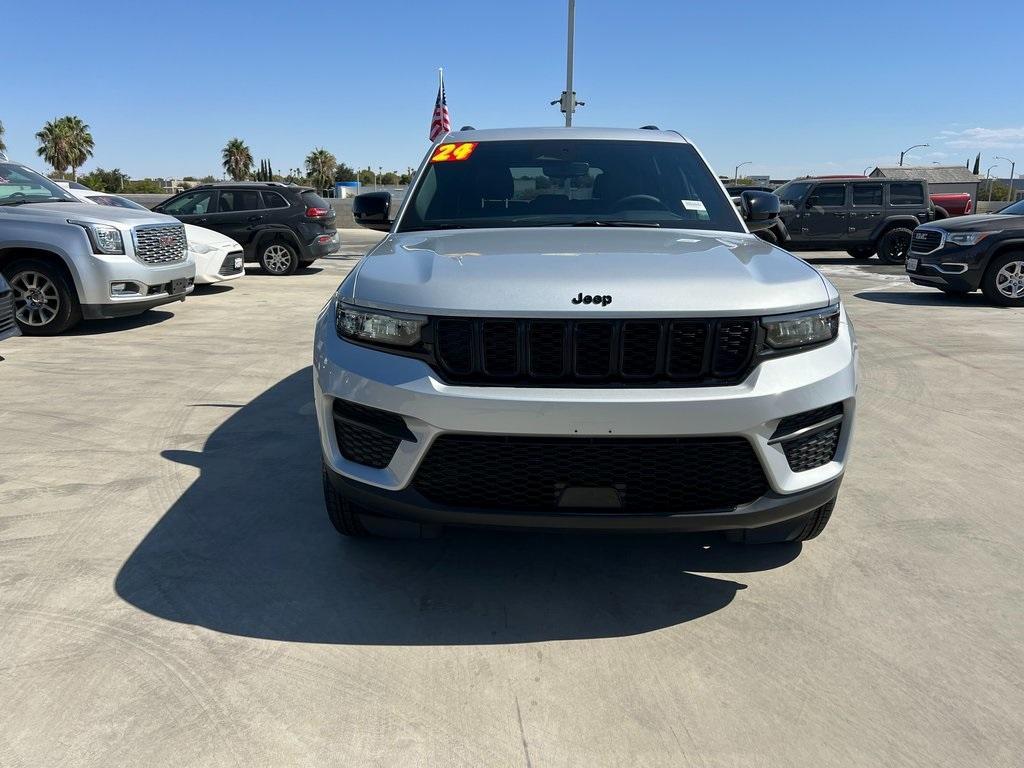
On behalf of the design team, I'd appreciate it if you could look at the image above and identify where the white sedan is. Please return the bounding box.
[56,184,246,285]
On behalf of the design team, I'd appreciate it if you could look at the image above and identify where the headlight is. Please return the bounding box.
[762,303,840,350]
[336,302,425,347]
[189,240,217,254]
[69,220,125,255]
[945,231,997,246]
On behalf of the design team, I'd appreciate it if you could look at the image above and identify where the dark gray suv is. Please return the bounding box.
[761,177,933,264]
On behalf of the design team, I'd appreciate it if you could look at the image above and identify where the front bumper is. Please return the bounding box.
[194,250,245,284]
[75,252,197,307]
[907,241,990,291]
[313,299,858,528]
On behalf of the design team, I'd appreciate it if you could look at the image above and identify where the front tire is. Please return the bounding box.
[847,246,875,259]
[739,499,836,545]
[981,251,1024,307]
[877,227,914,265]
[5,259,82,335]
[258,240,298,276]
[756,229,778,245]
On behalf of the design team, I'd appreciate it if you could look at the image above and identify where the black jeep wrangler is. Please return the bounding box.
[757,177,933,264]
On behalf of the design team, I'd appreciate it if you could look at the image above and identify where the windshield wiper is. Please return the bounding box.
[566,219,661,228]
[0,198,75,207]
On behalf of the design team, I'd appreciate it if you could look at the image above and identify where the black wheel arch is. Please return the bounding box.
[252,227,302,258]
[870,217,920,243]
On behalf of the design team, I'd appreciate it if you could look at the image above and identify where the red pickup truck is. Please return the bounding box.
[930,192,973,217]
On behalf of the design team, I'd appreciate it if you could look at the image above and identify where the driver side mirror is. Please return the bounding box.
[352,191,393,232]
[804,195,819,208]
[739,190,780,232]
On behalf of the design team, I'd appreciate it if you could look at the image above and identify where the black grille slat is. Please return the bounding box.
[667,321,709,379]
[413,435,768,513]
[528,321,567,378]
[431,317,757,386]
[911,229,942,254]
[574,322,614,377]
[482,321,518,376]
[712,321,756,377]
[436,319,474,374]
[620,322,661,378]
[332,400,412,468]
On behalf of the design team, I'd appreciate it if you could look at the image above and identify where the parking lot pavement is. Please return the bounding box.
[1,246,1021,767]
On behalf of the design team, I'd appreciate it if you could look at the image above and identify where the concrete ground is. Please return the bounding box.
[1,231,1021,767]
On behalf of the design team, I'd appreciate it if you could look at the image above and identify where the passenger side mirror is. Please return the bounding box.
[739,190,781,232]
[352,191,393,232]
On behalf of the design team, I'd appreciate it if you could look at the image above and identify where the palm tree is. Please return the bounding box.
[62,116,95,180]
[221,138,254,181]
[35,118,73,177]
[305,147,336,193]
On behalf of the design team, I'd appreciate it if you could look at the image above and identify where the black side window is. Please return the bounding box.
[218,190,263,213]
[890,183,924,206]
[164,189,215,215]
[812,185,846,207]
[261,191,290,209]
[852,185,882,206]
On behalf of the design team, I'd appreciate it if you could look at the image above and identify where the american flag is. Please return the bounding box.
[429,72,451,141]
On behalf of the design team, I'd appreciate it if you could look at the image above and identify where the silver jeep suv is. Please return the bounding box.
[314,127,858,543]
[0,160,195,334]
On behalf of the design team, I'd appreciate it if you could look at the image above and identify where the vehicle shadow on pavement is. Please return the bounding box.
[854,290,995,308]
[71,310,176,335]
[115,368,800,645]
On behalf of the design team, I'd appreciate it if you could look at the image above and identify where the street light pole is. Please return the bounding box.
[985,164,998,204]
[734,161,752,182]
[899,143,929,167]
[995,156,1016,203]
[551,0,584,125]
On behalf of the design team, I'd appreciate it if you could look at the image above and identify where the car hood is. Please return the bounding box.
[185,223,241,250]
[0,201,179,227]
[347,228,832,317]
[931,213,1020,232]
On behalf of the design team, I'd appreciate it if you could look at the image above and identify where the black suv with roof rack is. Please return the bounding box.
[154,182,338,275]
[758,177,933,264]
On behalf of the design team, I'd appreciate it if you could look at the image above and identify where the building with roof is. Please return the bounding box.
[869,166,980,202]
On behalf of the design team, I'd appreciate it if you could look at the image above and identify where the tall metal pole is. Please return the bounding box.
[985,164,997,204]
[564,0,575,127]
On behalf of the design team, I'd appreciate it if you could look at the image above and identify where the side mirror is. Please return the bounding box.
[740,190,780,232]
[352,191,393,232]
[804,195,819,208]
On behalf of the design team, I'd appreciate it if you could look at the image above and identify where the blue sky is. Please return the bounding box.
[4,0,1022,180]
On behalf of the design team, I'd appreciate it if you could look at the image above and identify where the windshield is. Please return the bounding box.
[398,140,742,233]
[998,199,1024,215]
[772,181,813,204]
[88,194,149,211]
[0,163,77,205]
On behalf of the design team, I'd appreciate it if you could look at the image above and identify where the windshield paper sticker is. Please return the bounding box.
[681,200,707,212]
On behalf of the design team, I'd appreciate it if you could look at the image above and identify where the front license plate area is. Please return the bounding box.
[170,278,188,295]
[906,258,918,271]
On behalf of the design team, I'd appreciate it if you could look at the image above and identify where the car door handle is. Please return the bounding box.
[247,215,263,223]
[196,217,208,224]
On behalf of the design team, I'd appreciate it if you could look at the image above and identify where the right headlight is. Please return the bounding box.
[762,303,840,350]
[69,219,125,255]
[336,302,426,347]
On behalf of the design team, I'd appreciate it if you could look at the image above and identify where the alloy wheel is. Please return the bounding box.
[263,244,293,274]
[11,270,61,327]
[995,259,1024,299]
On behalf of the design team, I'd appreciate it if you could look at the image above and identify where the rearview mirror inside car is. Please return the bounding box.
[353,191,393,232]
[740,190,781,231]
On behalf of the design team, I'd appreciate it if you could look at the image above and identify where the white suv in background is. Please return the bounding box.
[56,183,245,285]
[0,160,195,334]
[314,127,858,544]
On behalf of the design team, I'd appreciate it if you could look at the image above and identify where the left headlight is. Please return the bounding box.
[945,231,998,247]
[336,302,426,347]
[69,220,124,255]
[762,303,840,350]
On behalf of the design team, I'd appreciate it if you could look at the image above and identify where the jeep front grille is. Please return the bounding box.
[432,317,757,386]
[133,224,187,264]
[412,434,768,513]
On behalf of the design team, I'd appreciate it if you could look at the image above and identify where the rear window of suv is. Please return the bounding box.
[890,183,924,206]
[399,139,742,232]
[301,191,331,209]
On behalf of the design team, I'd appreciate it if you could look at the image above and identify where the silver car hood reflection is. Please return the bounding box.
[348,227,832,317]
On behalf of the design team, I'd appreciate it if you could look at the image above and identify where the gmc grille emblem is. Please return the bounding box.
[158,235,175,247]
[572,292,613,306]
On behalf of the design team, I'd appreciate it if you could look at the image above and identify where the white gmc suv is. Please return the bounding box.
[0,160,195,334]
[313,127,858,543]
